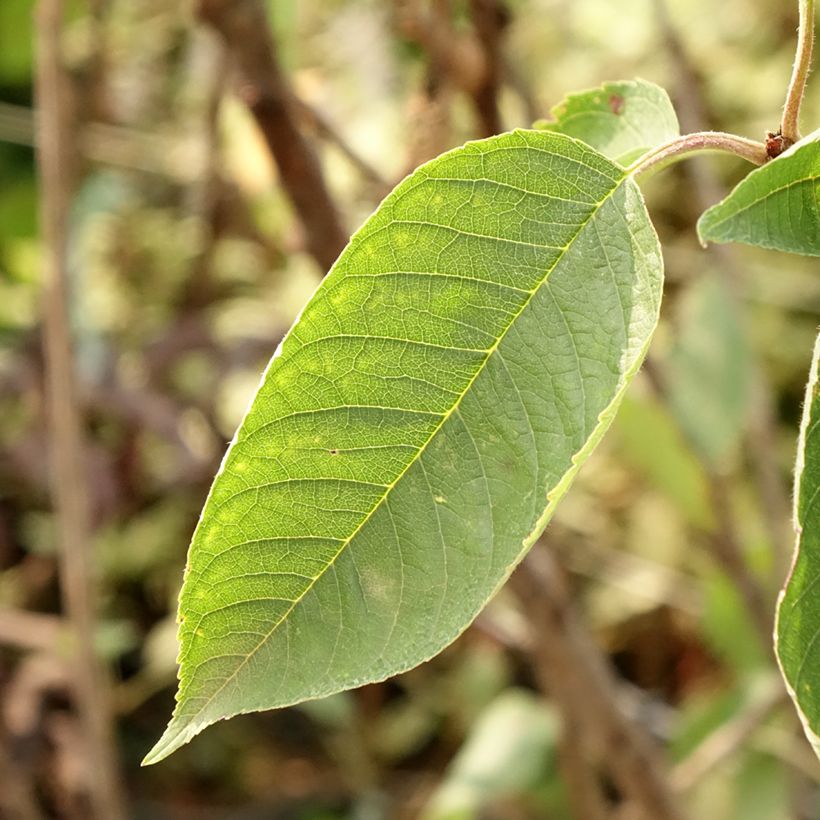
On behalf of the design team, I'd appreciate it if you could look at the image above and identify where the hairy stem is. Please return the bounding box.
[628,132,767,180]
[782,0,815,144]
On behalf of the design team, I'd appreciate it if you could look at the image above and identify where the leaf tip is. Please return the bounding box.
[141,714,203,766]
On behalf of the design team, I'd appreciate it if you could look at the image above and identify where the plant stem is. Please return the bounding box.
[781,0,815,144]
[628,132,767,179]
[36,1,127,817]
[512,548,687,820]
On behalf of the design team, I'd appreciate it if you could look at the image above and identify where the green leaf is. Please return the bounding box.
[145,130,663,764]
[776,332,820,759]
[534,79,679,165]
[698,129,820,257]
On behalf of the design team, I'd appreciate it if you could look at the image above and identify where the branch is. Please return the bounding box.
[781,0,815,143]
[35,2,126,818]
[197,0,348,273]
[294,98,390,197]
[0,609,63,652]
[396,0,508,137]
[467,0,509,136]
[510,547,686,820]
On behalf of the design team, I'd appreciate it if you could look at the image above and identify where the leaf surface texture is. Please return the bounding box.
[145,130,663,763]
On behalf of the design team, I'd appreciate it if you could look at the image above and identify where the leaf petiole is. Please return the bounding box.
[627,131,767,180]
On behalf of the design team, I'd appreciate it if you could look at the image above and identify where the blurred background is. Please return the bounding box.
[2,0,820,818]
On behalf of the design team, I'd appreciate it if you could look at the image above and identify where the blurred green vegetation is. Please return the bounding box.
[1,0,819,817]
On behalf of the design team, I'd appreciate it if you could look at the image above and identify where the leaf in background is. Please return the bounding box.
[145,130,663,764]
[422,690,557,820]
[665,274,753,469]
[776,332,820,759]
[698,129,820,256]
[534,79,679,165]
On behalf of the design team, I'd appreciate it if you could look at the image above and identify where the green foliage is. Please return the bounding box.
[145,129,664,763]
[698,130,820,256]
[535,79,680,165]
[776,331,820,758]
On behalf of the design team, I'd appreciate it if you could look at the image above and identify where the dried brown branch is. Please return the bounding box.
[197,0,348,273]
[35,2,126,818]
[510,547,686,820]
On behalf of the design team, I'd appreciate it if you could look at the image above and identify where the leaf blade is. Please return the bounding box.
[535,79,679,164]
[145,130,663,764]
[776,332,820,759]
[698,130,820,256]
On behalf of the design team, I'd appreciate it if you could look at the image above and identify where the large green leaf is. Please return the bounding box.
[776,332,820,759]
[534,79,679,165]
[144,130,663,764]
[698,129,820,256]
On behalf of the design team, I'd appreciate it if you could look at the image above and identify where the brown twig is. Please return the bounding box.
[0,609,63,652]
[197,0,348,273]
[35,2,126,818]
[467,0,508,136]
[511,547,686,820]
[0,729,43,820]
[396,0,508,137]
[294,98,391,197]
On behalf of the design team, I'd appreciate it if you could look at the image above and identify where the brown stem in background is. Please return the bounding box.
[35,2,126,819]
[294,98,390,197]
[396,0,508,137]
[0,725,43,820]
[467,0,508,136]
[556,727,611,820]
[511,548,686,820]
[197,0,348,274]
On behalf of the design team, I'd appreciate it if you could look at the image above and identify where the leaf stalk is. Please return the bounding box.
[628,131,767,180]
